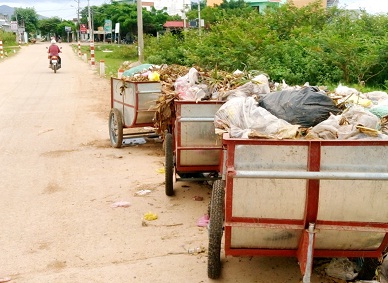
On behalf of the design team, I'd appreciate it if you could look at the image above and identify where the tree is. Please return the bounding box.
[12,8,39,36]
[38,18,62,40]
[79,2,172,40]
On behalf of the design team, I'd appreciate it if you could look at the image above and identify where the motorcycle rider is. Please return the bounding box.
[48,39,61,68]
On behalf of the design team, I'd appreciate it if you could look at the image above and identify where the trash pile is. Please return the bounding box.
[119,63,388,140]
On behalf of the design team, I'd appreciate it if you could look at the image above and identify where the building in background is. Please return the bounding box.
[207,0,338,9]
[153,0,192,17]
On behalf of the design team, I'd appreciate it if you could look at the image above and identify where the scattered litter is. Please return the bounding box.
[135,189,152,196]
[122,138,146,145]
[0,277,11,283]
[111,201,131,208]
[156,167,165,174]
[188,246,206,254]
[197,215,209,227]
[325,258,359,281]
[192,196,204,201]
[144,212,158,221]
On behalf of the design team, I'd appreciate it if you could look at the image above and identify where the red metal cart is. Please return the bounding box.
[109,77,161,148]
[164,100,224,196]
[208,133,388,282]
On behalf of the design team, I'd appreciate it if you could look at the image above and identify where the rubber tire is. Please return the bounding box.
[54,64,57,73]
[208,179,225,279]
[109,108,123,148]
[165,133,174,196]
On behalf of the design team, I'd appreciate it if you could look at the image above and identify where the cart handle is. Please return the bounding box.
[179,117,215,122]
[230,170,388,180]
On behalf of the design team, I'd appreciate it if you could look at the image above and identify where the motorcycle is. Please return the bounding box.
[49,55,61,73]
[46,46,62,73]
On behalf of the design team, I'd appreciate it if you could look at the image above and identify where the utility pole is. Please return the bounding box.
[88,0,92,41]
[198,0,201,35]
[137,0,144,63]
[77,0,80,41]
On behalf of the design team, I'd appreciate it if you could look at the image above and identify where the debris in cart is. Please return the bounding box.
[114,62,388,142]
[258,86,341,127]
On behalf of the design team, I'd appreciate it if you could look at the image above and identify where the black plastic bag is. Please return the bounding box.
[258,87,341,127]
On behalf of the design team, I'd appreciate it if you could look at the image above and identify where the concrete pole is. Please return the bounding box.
[99,60,105,76]
[137,0,144,63]
[198,0,201,35]
[77,0,80,41]
[88,0,92,42]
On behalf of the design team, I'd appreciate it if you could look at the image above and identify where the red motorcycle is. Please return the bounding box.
[49,55,61,73]
[46,46,62,73]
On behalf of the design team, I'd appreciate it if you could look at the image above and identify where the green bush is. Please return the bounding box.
[143,3,388,88]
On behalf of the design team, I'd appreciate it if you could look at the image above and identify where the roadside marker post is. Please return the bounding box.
[90,41,95,68]
[100,60,105,77]
[0,41,3,59]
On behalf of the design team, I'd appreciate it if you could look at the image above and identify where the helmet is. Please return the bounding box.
[51,39,56,44]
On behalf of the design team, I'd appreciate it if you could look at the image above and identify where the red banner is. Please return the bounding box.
[80,24,87,34]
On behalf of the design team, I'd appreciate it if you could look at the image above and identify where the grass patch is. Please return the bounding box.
[73,43,138,77]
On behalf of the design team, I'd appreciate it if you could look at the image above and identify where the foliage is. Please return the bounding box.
[12,8,39,36]
[0,30,16,45]
[79,3,171,41]
[144,1,388,88]
[38,18,62,39]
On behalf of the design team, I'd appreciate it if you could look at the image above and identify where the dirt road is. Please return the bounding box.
[0,42,333,283]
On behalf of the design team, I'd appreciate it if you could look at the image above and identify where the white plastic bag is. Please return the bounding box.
[214,96,298,139]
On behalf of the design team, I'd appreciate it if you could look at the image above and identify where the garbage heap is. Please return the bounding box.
[120,64,388,140]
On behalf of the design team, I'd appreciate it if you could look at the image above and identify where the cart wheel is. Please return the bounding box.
[109,108,123,148]
[208,179,225,279]
[165,132,174,196]
[54,64,57,73]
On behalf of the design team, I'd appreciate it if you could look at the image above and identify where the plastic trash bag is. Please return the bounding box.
[306,105,388,140]
[174,67,200,100]
[258,86,341,127]
[214,96,298,139]
[220,81,270,101]
[122,63,153,77]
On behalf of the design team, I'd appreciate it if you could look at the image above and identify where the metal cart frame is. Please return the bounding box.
[109,77,161,148]
[164,100,224,196]
[208,134,388,282]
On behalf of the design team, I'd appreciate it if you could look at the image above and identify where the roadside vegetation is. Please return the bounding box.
[0,30,18,58]
[144,1,388,90]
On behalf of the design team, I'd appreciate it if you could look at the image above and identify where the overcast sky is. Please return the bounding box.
[339,0,388,14]
[1,0,388,20]
[1,0,108,20]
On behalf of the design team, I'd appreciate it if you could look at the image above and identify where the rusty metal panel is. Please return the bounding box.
[180,121,222,147]
[315,230,385,250]
[318,145,388,222]
[233,144,308,171]
[230,227,303,249]
[318,180,388,222]
[232,178,307,219]
[180,149,221,166]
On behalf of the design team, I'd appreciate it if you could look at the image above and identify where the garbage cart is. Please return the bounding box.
[208,134,388,282]
[164,100,224,196]
[109,77,161,148]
